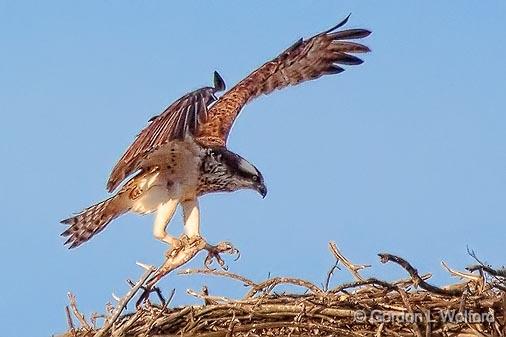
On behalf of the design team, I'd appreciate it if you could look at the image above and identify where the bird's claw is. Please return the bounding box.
[204,241,240,271]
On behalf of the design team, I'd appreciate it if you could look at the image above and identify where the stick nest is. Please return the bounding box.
[59,242,506,337]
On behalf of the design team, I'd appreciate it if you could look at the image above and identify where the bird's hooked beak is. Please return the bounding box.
[256,182,268,198]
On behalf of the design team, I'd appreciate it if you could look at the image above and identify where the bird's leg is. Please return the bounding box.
[182,198,201,240]
[181,198,238,269]
[152,198,180,247]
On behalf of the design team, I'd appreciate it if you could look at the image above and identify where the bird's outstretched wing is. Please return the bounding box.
[195,15,371,147]
[107,72,226,192]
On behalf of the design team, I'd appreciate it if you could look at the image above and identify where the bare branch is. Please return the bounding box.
[67,292,91,330]
[187,288,232,304]
[179,268,256,287]
[245,276,323,298]
[378,253,463,296]
[441,261,482,282]
[94,263,156,337]
[64,306,75,335]
[145,236,238,290]
[323,259,340,292]
[467,265,506,279]
[329,277,396,294]
[110,310,143,337]
[329,241,370,281]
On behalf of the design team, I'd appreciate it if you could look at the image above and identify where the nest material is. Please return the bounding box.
[59,243,506,337]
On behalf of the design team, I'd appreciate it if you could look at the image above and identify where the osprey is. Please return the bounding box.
[61,15,371,249]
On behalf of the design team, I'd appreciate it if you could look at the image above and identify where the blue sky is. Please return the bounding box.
[1,1,505,336]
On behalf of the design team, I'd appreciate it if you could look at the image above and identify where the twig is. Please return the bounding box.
[503,293,506,337]
[65,306,76,336]
[466,322,489,337]
[94,263,156,337]
[441,261,482,282]
[465,247,506,287]
[67,292,91,330]
[329,241,370,281]
[423,309,431,337]
[378,253,463,296]
[467,246,487,268]
[329,278,396,294]
[110,310,143,337]
[144,289,176,336]
[187,288,232,303]
[145,236,238,289]
[394,273,432,288]
[245,277,323,298]
[397,288,423,337]
[467,265,506,278]
[179,268,256,287]
[89,313,102,330]
[493,283,506,292]
[111,293,120,302]
[133,236,239,307]
[127,278,166,306]
[375,322,385,337]
[458,288,468,314]
[323,259,340,292]
[190,321,349,337]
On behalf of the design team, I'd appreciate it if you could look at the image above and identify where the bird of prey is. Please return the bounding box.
[61,15,371,249]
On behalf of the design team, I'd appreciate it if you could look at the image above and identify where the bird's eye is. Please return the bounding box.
[252,175,259,182]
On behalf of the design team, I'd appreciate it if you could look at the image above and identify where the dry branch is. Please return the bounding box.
[94,263,156,337]
[144,236,239,290]
[329,241,370,281]
[378,253,464,296]
[178,268,255,287]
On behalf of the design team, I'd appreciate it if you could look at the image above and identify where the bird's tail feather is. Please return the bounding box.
[61,194,129,249]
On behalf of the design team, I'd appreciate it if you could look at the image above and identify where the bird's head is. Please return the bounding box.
[211,148,267,198]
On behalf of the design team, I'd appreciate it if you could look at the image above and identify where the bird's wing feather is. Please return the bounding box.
[195,15,371,147]
[107,72,226,192]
